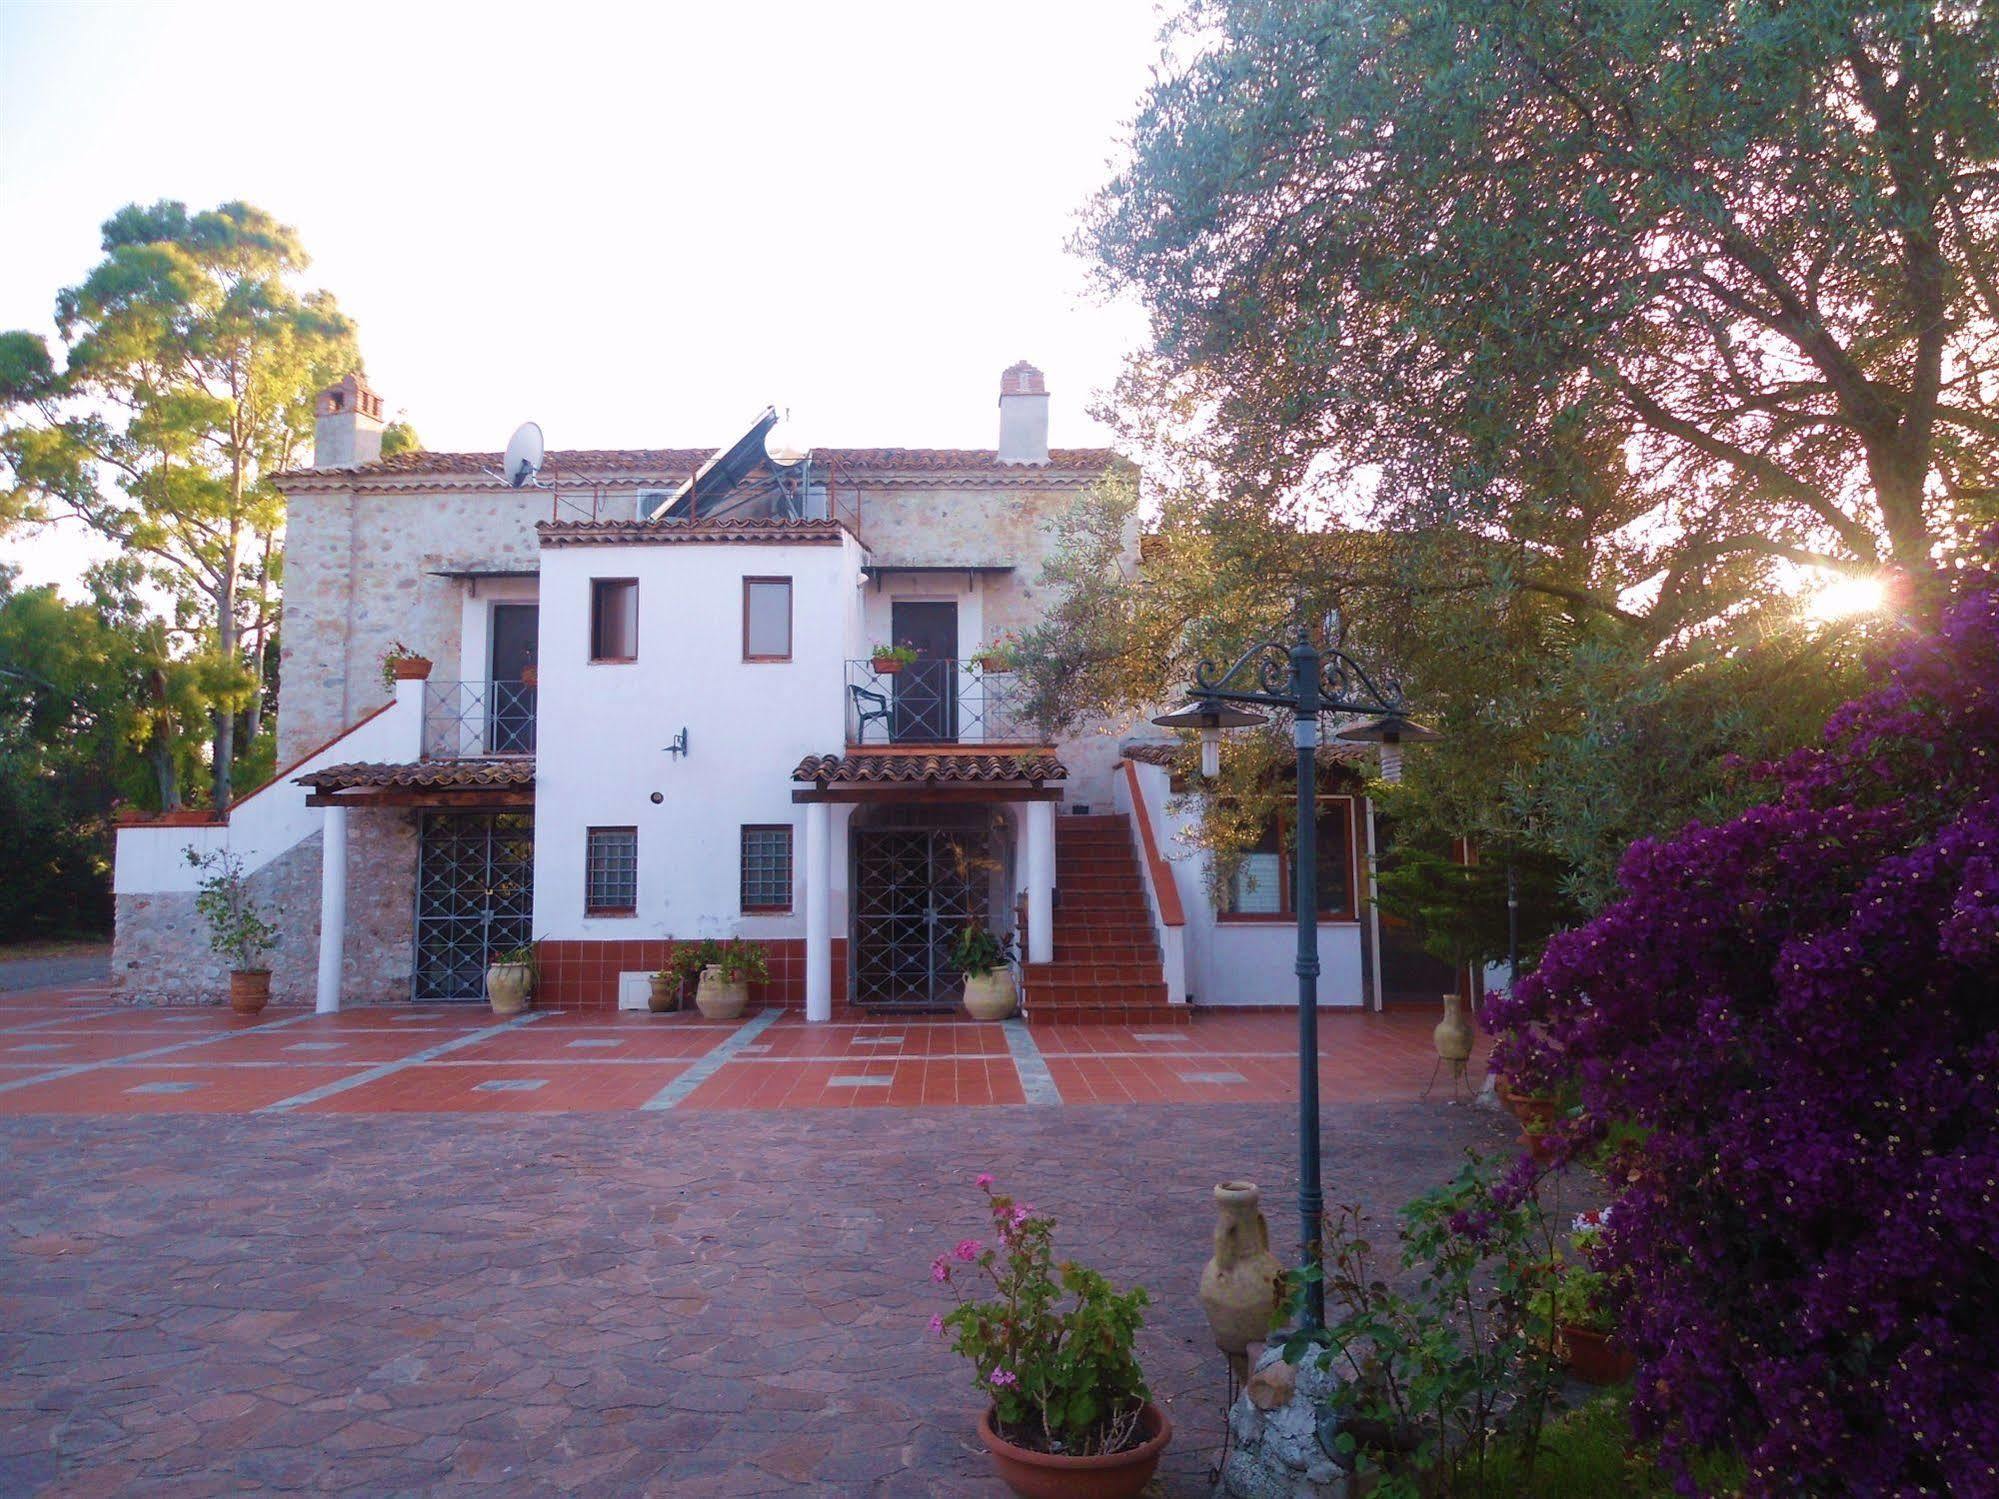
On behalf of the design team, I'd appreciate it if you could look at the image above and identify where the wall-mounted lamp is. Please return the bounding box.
[662,728,690,759]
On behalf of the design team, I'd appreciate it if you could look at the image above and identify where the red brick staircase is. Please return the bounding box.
[1022,813,1189,1028]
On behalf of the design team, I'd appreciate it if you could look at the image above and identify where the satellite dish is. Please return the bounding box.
[501,422,545,488]
[764,412,808,468]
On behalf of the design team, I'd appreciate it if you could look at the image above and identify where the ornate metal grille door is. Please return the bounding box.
[413,812,535,1001]
[852,826,986,1008]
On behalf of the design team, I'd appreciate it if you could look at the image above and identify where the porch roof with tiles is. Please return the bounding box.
[296,759,535,808]
[790,750,1065,802]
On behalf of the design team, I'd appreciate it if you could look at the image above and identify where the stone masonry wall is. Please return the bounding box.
[278,486,564,763]
[112,812,418,1006]
[853,475,1143,808]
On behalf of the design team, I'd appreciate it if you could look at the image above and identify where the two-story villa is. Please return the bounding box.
[112,364,1453,1021]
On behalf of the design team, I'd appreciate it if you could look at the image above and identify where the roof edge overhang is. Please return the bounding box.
[537,517,868,550]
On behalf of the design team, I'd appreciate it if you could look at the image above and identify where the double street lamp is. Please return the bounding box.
[1153,625,1434,1332]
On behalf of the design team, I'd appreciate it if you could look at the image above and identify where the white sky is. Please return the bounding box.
[0,0,1163,594]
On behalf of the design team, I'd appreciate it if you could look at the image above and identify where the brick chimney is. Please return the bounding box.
[313,372,386,468]
[996,361,1049,466]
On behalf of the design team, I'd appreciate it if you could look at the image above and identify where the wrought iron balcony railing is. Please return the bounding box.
[422,680,537,759]
[845,659,1034,746]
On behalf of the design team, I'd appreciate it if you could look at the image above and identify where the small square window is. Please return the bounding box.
[586,827,638,915]
[591,579,638,662]
[743,577,792,661]
[740,825,793,913]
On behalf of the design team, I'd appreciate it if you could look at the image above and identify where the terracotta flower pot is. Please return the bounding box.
[1512,1095,1559,1160]
[1560,1325,1636,1384]
[962,970,1018,1021]
[228,969,270,1016]
[976,1403,1171,1499]
[486,962,533,1017]
[871,656,906,675]
[695,965,748,1021]
[388,655,433,681]
[648,973,676,1014]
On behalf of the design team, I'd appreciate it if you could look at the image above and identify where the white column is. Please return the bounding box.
[1363,800,1384,1012]
[804,801,833,1023]
[1025,800,1055,965]
[315,804,348,1014]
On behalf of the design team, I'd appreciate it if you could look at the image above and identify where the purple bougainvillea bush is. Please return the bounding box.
[1486,572,1999,1496]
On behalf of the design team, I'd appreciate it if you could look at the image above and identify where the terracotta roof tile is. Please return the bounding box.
[791,752,1067,786]
[295,760,535,791]
[282,447,1123,484]
[538,518,855,547]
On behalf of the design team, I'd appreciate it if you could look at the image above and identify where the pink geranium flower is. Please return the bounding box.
[955,1238,983,1262]
[929,1314,944,1336]
[976,1173,994,1191]
[931,1254,951,1283]
[989,1368,1017,1388]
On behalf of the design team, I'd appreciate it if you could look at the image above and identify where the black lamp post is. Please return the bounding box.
[1153,625,1430,1332]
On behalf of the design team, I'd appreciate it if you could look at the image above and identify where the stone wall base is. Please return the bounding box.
[112,812,419,1006]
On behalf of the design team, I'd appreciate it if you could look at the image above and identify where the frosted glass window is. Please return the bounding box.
[744,578,792,660]
[1232,853,1284,914]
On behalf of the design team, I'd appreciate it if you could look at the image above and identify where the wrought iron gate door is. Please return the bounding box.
[852,826,986,1008]
[413,812,535,1001]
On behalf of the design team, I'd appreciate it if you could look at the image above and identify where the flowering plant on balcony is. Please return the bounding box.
[377,640,431,691]
[870,643,920,672]
[972,630,1022,672]
[932,1175,1154,1457]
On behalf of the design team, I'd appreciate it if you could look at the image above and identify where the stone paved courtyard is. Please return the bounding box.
[0,985,1515,1494]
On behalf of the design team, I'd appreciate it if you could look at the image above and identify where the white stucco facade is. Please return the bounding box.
[530,530,866,946]
[1121,756,1376,1009]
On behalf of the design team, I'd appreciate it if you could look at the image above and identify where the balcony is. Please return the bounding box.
[844,659,1036,746]
[422,680,536,759]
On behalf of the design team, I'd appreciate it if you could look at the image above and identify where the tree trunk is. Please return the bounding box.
[212,551,238,815]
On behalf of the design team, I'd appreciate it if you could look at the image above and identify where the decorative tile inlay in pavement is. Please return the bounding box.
[0,1102,1527,1495]
[0,990,1491,1118]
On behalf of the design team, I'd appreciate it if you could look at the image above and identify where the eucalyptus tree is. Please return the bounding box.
[0,201,359,811]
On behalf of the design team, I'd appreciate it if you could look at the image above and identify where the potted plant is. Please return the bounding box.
[646,969,677,1013]
[666,939,720,1010]
[378,640,432,690]
[186,848,278,1015]
[486,942,536,1017]
[950,922,1018,1021]
[1496,1071,1563,1161]
[972,631,1021,673]
[1535,1209,1636,1384]
[1515,1095,1561,1162]
[870,643,919,675]
[695,939,767,1020]
[933,1176,1169,1498]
